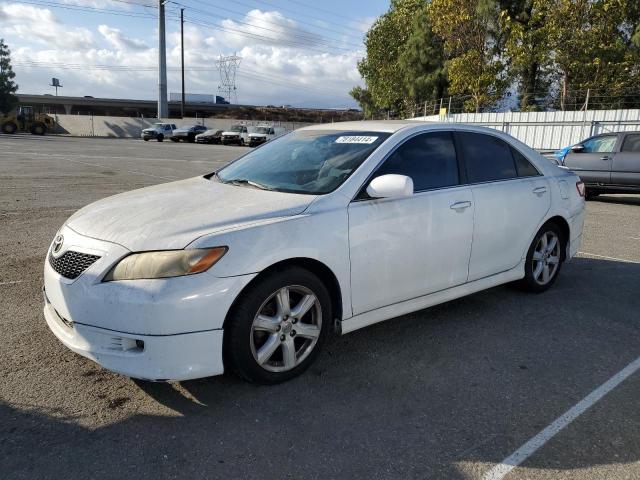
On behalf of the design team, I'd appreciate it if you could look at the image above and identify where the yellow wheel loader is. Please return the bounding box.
[1,106,56,135]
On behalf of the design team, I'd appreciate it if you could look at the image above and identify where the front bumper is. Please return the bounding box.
[43,225,257,380]
[221,136,240,144]
[249,137,266,146]
[44,290,224,381]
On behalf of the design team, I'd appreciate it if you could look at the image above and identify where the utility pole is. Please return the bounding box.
[180,7,185,118]
[157,0,168,118]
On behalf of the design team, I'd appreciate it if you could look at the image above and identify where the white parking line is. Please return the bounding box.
[0,281,24,286]
[482,355,640,480]
[578,251,640,264]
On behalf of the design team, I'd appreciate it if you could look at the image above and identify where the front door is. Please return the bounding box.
[563,134,618,184]
[348,131,474,315]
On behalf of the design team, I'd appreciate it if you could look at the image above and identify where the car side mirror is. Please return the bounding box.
[366,174,414,199]
[571,144,584,153]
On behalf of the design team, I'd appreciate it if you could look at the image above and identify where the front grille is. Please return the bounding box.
[49,251,101,279]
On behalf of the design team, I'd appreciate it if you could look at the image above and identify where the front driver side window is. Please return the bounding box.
[373,132,459,192]
[582,135,617,153]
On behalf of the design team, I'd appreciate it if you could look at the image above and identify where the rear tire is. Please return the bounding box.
[239,138,245,146]
[520,223,564,293]
[143,138,149,141]
[188,133,195,143]
[224,266,332,384]
[157,134,164,142]
[2,122,17,134]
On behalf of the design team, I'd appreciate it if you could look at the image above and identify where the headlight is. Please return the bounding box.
[103,247,227,281]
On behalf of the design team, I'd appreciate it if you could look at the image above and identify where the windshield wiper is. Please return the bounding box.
[222,178,274,191]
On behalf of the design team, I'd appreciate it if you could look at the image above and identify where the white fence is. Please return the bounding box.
[413,109,640,150]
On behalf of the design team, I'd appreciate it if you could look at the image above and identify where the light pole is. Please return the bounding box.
[157,0,168,118]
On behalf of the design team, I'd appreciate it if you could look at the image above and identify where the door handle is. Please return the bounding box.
[600,156,611,161]
[533,186,547,195]
[450,201,472,211]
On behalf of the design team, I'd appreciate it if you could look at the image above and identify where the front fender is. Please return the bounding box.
[190,208,352,319]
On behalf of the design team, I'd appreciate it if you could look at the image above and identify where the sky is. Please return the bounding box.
[0,0,390,108]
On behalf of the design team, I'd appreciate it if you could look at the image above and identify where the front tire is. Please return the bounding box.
[157,134,164,142]
[31,123,46,135]
[224,266,332,384]
[520,223,564,293]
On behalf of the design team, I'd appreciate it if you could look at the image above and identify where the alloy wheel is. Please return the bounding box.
[532,231,561,285]
[250,285,322,373]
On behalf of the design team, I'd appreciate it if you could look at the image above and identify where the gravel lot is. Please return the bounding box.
[1,135,639,480]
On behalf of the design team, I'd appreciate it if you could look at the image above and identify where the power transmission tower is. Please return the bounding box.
[218,54,241,104]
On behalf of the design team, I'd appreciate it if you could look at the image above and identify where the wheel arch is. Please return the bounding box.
[223,257,343,329]
[541,215,571,261]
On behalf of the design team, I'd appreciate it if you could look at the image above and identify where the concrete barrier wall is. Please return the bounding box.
[413,109,640,149]
[51,114,315,137]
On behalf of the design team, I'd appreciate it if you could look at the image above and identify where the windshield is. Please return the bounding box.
[255,127,270,134]
[230,125,243,132]
[217,130,390,194]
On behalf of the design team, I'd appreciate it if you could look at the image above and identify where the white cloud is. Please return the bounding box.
[98,25,149,51]
[2,4,365,107]
[0,4,94,49]
[219,9,322,49]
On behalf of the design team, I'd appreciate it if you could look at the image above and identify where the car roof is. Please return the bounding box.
[298,120,434,133]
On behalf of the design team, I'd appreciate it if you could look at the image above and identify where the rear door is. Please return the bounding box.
[611,134,640,187]
[563,134,617,184]
[455,131,551,281]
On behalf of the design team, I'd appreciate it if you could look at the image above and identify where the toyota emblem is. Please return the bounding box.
[52,234,64,255]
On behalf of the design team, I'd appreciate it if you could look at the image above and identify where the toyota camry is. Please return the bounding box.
[43,121,585,384]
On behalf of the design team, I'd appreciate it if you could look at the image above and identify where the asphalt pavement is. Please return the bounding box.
[1,134,639,480]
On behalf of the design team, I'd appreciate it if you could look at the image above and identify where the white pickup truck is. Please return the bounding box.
[221,124,251,146]
[141,122,177,142]
[248,125,286,147]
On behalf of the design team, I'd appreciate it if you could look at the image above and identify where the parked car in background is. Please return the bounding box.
[171,124,208,143]
[141,123,177,142]
[221,124,251,146]
[43,121,585,384]
[196,129,224,144]
[248,125,286,147]
[561,131,640,198]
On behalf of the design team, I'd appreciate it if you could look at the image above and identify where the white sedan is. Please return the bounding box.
[43,121,585,383]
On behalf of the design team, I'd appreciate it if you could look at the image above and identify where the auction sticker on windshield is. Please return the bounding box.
[335,136,379,144]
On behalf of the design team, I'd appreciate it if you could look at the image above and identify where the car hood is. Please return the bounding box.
[222,131,241,135]
[66,176,316,251]
[249,133,267,138]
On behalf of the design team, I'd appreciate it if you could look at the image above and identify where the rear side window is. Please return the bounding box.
[582,135,617,153]
[457,132,517,183]
[621,134,640,152]
[511,147,540,177]
[374,132,459,191]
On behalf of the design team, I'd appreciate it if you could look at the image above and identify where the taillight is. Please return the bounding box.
[576,181,585,197]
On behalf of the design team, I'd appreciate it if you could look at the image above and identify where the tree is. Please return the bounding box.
[349,86,380,119]
[499,0,555,110]
[429,0,509,112]
[0,39,18,115]
[398,4,448,109]
[548,0,640,109]
[353,0,426,115]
